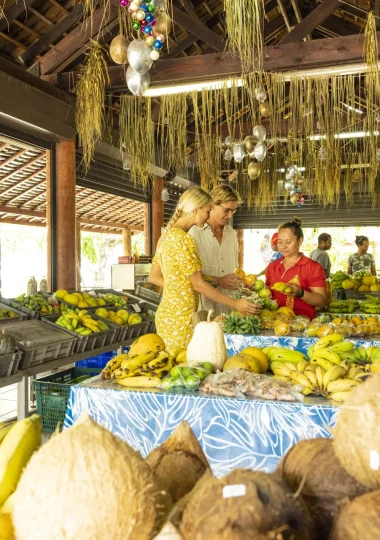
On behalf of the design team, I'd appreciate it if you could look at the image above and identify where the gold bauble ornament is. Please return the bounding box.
[248,161,260,180]
[155,13,171,35]
[290,193,298,204]
[259,101,271,116]
[145,35,155,47]
[244,135,256,153]
[109,35,129,65]
[136,9,146,20]
[291,151,298,161]
[284,158,291,167]
[295,176,304,186]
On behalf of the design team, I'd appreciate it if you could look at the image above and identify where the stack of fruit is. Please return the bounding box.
[55,290,107,308]
[330,271,351,290]
[0,308,18,320]
[94,308,142,326]
[339,271,380,292]
[271,282,293,295]
[12,294,60,315]
[55,310,110,335]
[101,334,179,388]
[223,347,269,374]
[268,334,371,401]
[160,362,213,391]
[306,313,380,338]
[327,299,360,313]
[360,295,380,314]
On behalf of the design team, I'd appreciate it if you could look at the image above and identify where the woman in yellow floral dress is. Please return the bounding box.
[149,187,259,349]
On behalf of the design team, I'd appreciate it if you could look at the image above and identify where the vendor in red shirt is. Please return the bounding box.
[266,217,326,319]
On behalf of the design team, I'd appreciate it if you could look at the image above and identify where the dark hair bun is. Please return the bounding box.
[291,217,303,226]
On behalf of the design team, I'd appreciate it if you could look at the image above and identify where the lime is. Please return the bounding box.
[170,366,181,379]
[202,362,213,374]
[196,369,207,381]
[160,377,173,391]
[185,375,199,391]
[181,367,196,378]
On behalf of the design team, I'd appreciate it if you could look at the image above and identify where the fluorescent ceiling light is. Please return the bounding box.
[343,103,363,114]
[309,131,379,140]
[144,78,244,97]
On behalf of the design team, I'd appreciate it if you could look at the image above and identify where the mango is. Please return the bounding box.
[64,294,79,306]
[55,289,68,300]
[95,308,108,319]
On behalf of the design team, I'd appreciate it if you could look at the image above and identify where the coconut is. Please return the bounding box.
[109,35,129,65]
[333,373,380,489]
[146,421,209,504]
[277,438,369,539]
[13,415,172,540]
[330,490,380,540]
[179,468,313,540]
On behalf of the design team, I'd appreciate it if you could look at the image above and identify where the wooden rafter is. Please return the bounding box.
[0,152,45,181]
[0,205,44,218]
[0,149,25,168]
[172,6,224,52]
[279,0,341,43]
[5,179,46,204]
[0,166,46,198]
[276,0,292,31]
[46,0,70,17]
[290,0,311,40]
[0,0,38,33]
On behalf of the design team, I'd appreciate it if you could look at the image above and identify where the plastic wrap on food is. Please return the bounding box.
[290,316,310,332]
[200,369,304,402]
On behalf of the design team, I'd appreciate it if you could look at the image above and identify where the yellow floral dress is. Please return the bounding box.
[153,228,202,349]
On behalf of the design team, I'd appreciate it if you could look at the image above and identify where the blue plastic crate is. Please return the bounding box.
[75,347,130,369]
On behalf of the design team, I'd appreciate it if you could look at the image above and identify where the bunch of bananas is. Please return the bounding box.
[13,294,60,314]
[360,296,380,314]
[271,282,293,294]
[0,308,18,320]
[55,310,109,335]
[101,349,174,388]
[327,299,360,313]
[104,294,127,307]
[330,271,351,290]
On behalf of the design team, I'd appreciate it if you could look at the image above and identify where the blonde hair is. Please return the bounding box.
[166,186,212,229]
[211,184,242,206]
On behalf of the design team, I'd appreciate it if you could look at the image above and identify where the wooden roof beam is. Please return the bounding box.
[5,180,46,204]
[0,166,46,198]
[279,0,341,43]
[80,217,143,232]
[0,217,45,227]
[290,0,311,40]
[0,0,38,33]
[0,152,45,181]
[0,205,45,218]
[0,149,25,168]
[172,6,224,52]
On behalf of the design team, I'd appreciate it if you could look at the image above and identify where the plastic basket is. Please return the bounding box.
[0,351,22,378]
[134,284,162,304]
[33,368,101,432]
[75,347,130,368]
[0,301,29,324]
[0,297,42,319]
[41,314,118,353]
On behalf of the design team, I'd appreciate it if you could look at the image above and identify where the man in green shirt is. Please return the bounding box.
[309,233,332,278]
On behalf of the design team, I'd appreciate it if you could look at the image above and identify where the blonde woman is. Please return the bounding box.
[149,187,259,349]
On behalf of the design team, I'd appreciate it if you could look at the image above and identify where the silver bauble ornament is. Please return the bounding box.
[232,143,246,163]
[225,136,231,147]
[284,179,295,192]
[247,161,260,180]
[161,188,170,202]
[109,35,129,65]
[318,146,327,160]
[252,125,266,141]
[223,149,232,162]
[285,170,293,181]
[254,141,267,162]
[126,66,150,96]
[127,40,153,74]
[288,164,298,177]
[254,85,267,102]
[244,135,255,153]
[155,13,171,34]
[284,158,291,167]
[295,176,305,186]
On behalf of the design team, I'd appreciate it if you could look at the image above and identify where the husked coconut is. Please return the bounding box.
[277,438,369,540]
[146,421,210,503]
[13,415,172,540]
[180,468,313,540]
[330,490,380,540]
[333,374,380,489]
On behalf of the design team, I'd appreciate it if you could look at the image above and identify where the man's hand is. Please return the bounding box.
[286,283,303,297]
[217,273,243,290]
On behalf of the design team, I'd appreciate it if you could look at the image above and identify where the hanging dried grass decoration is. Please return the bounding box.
[224,0,263,72]
[75,40,110,170]
[158,93,188,174]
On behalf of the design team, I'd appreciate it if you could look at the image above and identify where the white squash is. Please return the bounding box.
[187,310,227,372]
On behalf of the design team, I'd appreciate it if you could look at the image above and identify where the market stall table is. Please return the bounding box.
[64,377,339,477]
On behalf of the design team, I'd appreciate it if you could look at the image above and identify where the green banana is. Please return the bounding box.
[313,334,345,350]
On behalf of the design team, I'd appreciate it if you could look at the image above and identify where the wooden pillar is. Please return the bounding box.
[237,229,244,269]
[55,139,76,291]
[143,202,150,256]
[152,177,164,254]
[76,219,81,290]
[122,228,132,256]
[45,150,52,292]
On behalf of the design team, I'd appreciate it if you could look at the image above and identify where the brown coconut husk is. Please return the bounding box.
[179,468,314,540]
[146,421,210,503]
[333,373,380,489]
[277,438,369,540]
[13,415,172,540]
[330,490,380,540]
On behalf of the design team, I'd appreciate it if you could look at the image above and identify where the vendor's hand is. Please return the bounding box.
[218,273,243,290]
[286,283,302,297]
[234,299,262,316]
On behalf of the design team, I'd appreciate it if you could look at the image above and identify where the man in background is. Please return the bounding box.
[270,233,283,262]
[309,233,332,278]
[189,184,242,315]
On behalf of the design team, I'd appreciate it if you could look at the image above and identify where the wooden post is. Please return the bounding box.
[55,139,76,291]
[76,218,81,290]
[45,149,52,292]
[237,229,244,269]
[122,228,132,256]
[152,177,164,254]
[143,202,150,256]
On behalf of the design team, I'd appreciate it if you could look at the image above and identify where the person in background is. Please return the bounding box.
[270,233,283,262]
[348,236,377,276]
[189,184,243,315]
[149,187,259,349]
[265,217,326,319]
[309,233,332,279]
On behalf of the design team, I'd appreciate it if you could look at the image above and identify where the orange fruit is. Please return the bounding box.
[234,268,245,279]
[244,274,257,287]
[316,325,335,337]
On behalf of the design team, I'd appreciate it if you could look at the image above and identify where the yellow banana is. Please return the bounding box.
[305,364,318,373]
[368,364,380,373]
[326,378,360,393]
[83,321,100,333]
[116,376,161,388]
[339,360,350,372]
[328,390,352,402]
[101,354,129,379]
[270,361,284,371]
[272,366,294,378]
[273,375,292,383]
[0,415,41,506]
[121,351,156,371]
[313,334,344,350]
[315,366,326,388]
[328,341,354,353]
[322,366,347,390]
[302,387,313,396]
[354,372,369,381]
[304,370,318,387]
[310,357,335,372]
[78,309,88,319]
[348,366,365,379]
[310,348,341,365]
[289,371,313,389]
[148,353,169,369]
[267,348,307,364]
[113,368,140,379]
[283,362,298,371]
[297,361,309,373]
[0,421,15,445]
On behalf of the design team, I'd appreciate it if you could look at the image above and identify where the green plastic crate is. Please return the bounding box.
[33,368,101,432]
